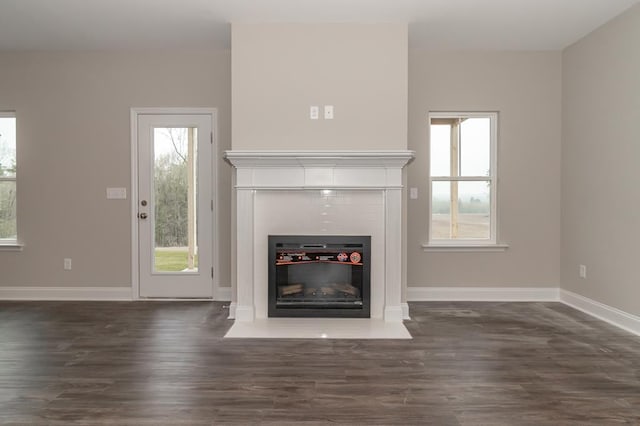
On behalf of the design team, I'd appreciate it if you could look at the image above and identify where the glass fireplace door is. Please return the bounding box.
[268,235,371,318]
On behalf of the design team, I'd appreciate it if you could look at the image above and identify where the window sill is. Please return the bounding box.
[422,243,509,253]
[0,242,24,252]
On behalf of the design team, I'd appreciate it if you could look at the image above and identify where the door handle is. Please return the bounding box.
[138,213,148,219]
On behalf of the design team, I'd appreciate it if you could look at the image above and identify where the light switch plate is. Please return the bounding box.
[310,106,319,120]
[106,187,127,199]
[410,187,418,199]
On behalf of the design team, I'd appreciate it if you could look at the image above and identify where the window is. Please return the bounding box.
[427,112,499,247]
[0,112,17,244]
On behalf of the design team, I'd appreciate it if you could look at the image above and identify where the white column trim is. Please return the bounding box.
[235,188,255,322]
[384,188,403,322]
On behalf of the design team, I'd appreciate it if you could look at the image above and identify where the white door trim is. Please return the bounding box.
[130,107,219,300]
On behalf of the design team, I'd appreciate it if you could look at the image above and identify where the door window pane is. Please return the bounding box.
[152,127,199,272]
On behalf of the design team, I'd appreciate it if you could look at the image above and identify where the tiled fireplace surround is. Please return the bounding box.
[225,150,414,330]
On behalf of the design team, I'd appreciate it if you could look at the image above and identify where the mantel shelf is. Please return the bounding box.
[225,150,414,190]
[224,150,415,168]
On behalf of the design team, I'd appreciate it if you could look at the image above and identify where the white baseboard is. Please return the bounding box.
[406,286,639,337]
[407,286,560,302]
[401,303,410,320]
[3,285,637,337]
[215,286,231,301]
[384,305,404,322]
[0,286,133,301]
[234,305,255,322]
[228,302,237,319]
[0,285,233,302]
[560,289,640,337]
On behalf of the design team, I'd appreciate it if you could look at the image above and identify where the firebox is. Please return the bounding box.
[268,235,371,318]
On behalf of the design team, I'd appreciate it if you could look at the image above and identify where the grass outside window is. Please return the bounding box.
[154,247,198,272]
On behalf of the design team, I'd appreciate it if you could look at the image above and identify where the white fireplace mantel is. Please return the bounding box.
[225,150,414,190]
[225,150,414,326]
[224,150,415,168]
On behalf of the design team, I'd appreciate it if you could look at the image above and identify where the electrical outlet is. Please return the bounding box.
[64,258,72,270]
[579,264,586,279]
[324,105,334,120]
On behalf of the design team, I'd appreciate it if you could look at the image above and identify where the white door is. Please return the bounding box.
[137,113,213,298]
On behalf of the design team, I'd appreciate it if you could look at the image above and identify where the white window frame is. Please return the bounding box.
[423,111,507,252]
[0,111,21,250]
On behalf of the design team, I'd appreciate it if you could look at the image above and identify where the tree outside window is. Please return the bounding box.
[0,112,17,241]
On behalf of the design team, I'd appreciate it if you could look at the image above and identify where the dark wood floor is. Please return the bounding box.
[0,301,638,425]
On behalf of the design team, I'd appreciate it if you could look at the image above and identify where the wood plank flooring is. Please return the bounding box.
[0,301,638,425]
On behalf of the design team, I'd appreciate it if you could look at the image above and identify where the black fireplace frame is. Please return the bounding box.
[268,235,371,318]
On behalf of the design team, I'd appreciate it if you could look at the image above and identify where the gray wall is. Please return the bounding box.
[407,51,562,288]
[561,5,640,315]
[0,48,564,294]
[232,23,408,150]
[0,49,232,289]
[2,9,637,318]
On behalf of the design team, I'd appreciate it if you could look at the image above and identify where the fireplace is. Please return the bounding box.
[269,235,371,318]
[224,150,414,325]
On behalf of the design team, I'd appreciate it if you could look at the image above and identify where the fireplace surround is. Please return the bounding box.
[224,150,414,326]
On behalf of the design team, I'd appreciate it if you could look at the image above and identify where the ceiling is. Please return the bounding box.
[0,0,638,51]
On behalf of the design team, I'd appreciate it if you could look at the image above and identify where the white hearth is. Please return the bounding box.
[224,150,414,338]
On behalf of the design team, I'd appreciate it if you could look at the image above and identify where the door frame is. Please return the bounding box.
[130,107,219,300]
